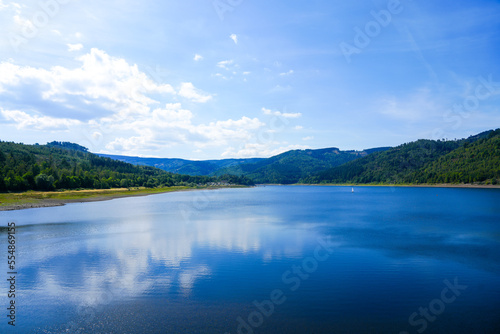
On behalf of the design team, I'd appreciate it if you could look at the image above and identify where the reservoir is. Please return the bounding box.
[1,186,499,333]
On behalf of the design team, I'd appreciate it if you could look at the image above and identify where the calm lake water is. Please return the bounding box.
[1,186,499,333]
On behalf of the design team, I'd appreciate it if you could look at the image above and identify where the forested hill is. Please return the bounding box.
[5,129,496,192]
[407,129,500,184]
[97,154,264,176]
[304,129,500,185]
[214,146,391,184]
[0,141,254,192]
[46,141,89,152]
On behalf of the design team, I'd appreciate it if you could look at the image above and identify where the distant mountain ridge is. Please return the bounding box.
[213,146,392,184]
[97,128,499,186]
[100,146,392,184]
[97,154,264,176]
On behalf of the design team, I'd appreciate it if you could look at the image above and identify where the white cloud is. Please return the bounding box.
[0,108,81,130]
[100,100,265,155]
[194,116,265,147]
[21,213,308,307]
[294,125,303,130]
[262,107,302,118]
[222,143,310,158]
[217,60,234,70]
[213,73,229,80]
[0,48,301,158]
[194,54,203,61]
[105,110,266,156]
[13,14,34,30]
[67,43,83,52]
[0,48,178,122]
[230,34,238,44]
[302,136,314,141]
[179,266,211,294]
[270,85,292,93]
[106,130,158,152]
[280,70,294,76]
[178,82,213,103]
[0,1,20,15]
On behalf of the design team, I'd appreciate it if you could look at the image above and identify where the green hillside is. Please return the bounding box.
[408,129,500,184]
[0,141,254,192]
[12,129,495,191]
[98,154,264,176]
[216,147,391,184]
[305,130,499,185]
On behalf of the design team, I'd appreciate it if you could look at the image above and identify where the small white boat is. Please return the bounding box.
[352,187,354,193]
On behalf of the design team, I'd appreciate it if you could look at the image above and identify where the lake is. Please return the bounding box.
[1,186,499,333]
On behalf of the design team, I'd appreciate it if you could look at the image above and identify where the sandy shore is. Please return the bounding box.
[0,200,67,211]
[0,187,212,212]
[0,194,161,211]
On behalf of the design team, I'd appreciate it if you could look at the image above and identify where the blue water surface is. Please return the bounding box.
[0,186,499,333]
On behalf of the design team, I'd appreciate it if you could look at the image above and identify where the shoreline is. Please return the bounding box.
[0,186,236,212]
[291,183,500,189]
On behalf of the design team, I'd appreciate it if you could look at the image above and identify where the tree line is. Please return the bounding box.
[0,141,254,192]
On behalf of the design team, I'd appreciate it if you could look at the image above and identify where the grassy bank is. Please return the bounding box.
[0,186,231,211]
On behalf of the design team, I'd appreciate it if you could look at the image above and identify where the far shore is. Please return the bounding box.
[290,183,500,189]
[0,186,243,212]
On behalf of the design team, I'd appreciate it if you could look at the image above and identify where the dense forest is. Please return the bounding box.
[407,130,500,184]
[0,141,254,192]
[98,154,264,176]
[214,146,391,184]
[3,129,497,192]
[304,129,500,185]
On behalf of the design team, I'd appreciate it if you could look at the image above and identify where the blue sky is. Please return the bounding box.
[1,0,499,159]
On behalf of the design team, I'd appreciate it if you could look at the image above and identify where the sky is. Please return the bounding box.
[0,0,499,159]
